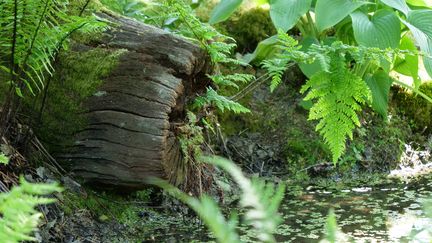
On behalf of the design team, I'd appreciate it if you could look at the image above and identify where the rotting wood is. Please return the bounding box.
[57,12,209,188]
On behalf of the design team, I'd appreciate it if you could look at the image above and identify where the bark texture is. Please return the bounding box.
[58,13,208,188]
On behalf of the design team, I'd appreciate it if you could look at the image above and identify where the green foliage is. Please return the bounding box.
[0,0,105,96]
[257,23,430,162]
[209,73,254,89]
[261,31,300,91]
[322,209,337,243]
[315,0,367,33]
[300,51,371,163]
[151,179,240,242]
[194,88,250,113]
[0,177,62,243]
[392,82,432,133]
[164,0,250,114]
[319,209,351,243]
[269,0,312,32]
[364,70,393,117]
[212,0,432,104]
[165,0,237,64]
[99,0,147,17]
[209,0,243,24]
[150,156,285,243]
[394,35,419,78]
[204,156,285,242]
[242,35,279,64]
[178,111,205,165]
[351,9,401,49]
[223,7,276,53]
[0,153,8,164]
[404,9,432,79]
[261,59,289,92]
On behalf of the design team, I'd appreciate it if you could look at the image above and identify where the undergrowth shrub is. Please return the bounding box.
[223,8,276,53]
[392,82,432,134]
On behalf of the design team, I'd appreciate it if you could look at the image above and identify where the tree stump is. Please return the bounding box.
[56,13,209,188]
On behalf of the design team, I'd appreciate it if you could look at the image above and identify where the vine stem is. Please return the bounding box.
[393,79,432,104]
[230,72,272,101]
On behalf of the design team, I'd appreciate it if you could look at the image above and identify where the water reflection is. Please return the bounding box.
[275,175,432,242]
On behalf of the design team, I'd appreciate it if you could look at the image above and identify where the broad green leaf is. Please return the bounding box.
[209,0,243,24]
[242,35,279,63]
[255,0,269,5]
[406,0,432,7]
[380,0,411,15]
[394,34,419,78]
[404,10,432,79]
[269,0,312,32]
[365,70,393,117]
[315,0,368,32]
[351,9,401,49]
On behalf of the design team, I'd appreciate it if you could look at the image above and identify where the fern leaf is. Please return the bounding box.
[301,52,371,163]
[209,73,254,89]
[0,0,105,94]
[0,177,61,242]
[261,59,288,92]
[202,156,285,243]
[148,178,240,243]
[194,88,250,114]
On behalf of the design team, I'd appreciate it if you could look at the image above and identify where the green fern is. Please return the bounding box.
[0,0,105,95]
[0,153,8,164]
[164,0,240,65]
[149,178,240,243]
[300,51,371,163]
[261,30,310,92]
[203,156,285,242]
[150,156,285,243]
[0,177,62,242]
[261,59,289,92]
[0,156,61,242]
[163,0,251,113]
[209,73,254,89]
[194,88,250,114]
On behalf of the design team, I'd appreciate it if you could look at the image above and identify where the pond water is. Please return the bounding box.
[272,176,432,242]
[145,175,432,242]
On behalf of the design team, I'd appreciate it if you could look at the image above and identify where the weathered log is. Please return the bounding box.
[54,13,209,188]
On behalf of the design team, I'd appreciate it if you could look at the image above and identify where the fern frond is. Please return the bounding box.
[194,88,250,114]
[261,30,312,92]
[209,73,254,89]
[0,0,105,95]
[148,178,240,243]
[202,156,285,243]
[0,177,62,242]
[300,52,371,163]
[261,58,289,92]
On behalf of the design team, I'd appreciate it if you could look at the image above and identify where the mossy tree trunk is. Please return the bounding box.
[47,13,209,188]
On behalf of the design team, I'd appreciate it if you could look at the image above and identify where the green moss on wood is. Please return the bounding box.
[392,82,432,134]
[33,47,126,151]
